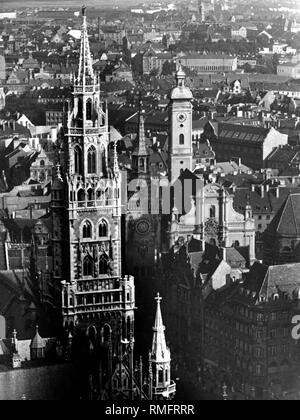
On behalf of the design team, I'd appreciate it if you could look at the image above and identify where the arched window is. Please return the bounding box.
[83,220,92,239]
[40,160,45,167]
[77,189,85,202]
[86,99,92,120]
[77,98,83,119]
[74,146,83,175]
[210,205,216,219]
[99,219,108,237]
[179,134,185,145]
[103,324,111,342]
[87,146,96,174]
[83,256,94,277]
[39,171,46,182]
[87,189,94,202]
[127,316,131,340]
[99,254,109,275]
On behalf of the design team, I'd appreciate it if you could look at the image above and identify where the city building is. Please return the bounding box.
[168,64,194,182]
[277,62,300,80]
[53,7,135,400]
[263,193,300,265]
[201,122,288,171]
[178,55,238,73]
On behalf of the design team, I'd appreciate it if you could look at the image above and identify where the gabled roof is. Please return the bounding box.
[265,193,300,237]
[240,262,300,303]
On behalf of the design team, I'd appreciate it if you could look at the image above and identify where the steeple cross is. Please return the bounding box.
[155,293,162,304]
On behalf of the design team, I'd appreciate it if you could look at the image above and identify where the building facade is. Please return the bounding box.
[52,8,135,399]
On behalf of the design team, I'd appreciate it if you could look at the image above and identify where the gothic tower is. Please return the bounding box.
[149,293,176,400]
[52,7,135,399]
[132,110,150,175]
[168,64,193,182]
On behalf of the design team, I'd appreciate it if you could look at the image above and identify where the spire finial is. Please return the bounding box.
[76,5,94,86]
[56,163,63,182]
[155,292,162,304]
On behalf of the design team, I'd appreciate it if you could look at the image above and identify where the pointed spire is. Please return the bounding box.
[137,110,148,156]
[151,293,170,363]
[77,5,94,86]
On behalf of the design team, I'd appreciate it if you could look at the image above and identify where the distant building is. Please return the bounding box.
[45,104,64,126]
[0,88,5,111]
[0,55,5,81]
[263,193,300,265]
[178,55,238,73]
[0,12,17,20]
[277,62,300,80]
[202,122,288,171]
[231,25,247,40]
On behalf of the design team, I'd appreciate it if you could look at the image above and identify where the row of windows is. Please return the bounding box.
[82,219,108,239]
[74,146,106,175]
[83,254,110,277]
[185,65,235,71]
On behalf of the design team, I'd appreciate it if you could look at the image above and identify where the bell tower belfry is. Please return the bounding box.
[168,64,193,182]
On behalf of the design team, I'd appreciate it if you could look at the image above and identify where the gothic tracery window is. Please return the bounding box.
[99,254,109,275]
[83,220,92,239]
[77,189,85,202]
[74,146,83,175]
[99,219,108,237]
[87,146,96,174]
[86,99,92,120]
[83,256,94,277]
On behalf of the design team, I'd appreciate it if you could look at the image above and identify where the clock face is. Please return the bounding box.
[136,220,151,235]
[177,113,187,123]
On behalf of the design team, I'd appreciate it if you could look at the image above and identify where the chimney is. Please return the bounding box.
[276,187,280,198]
[251,184,255,193]
[261,185,264,198]
[266,184,270,192]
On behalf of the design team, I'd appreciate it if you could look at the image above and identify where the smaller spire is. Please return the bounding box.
[151,293,170,363]
[137,110,148,157]
[76,5,94,86]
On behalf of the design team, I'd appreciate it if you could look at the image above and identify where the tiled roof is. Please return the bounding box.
[264,193,300,237]
[217,122,270,143]
[233,187,300,215]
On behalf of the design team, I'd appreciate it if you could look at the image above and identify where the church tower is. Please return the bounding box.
[132,110,150,175]
[52,7,135,399]
[168,64,193,182]
[149,293,176,400]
